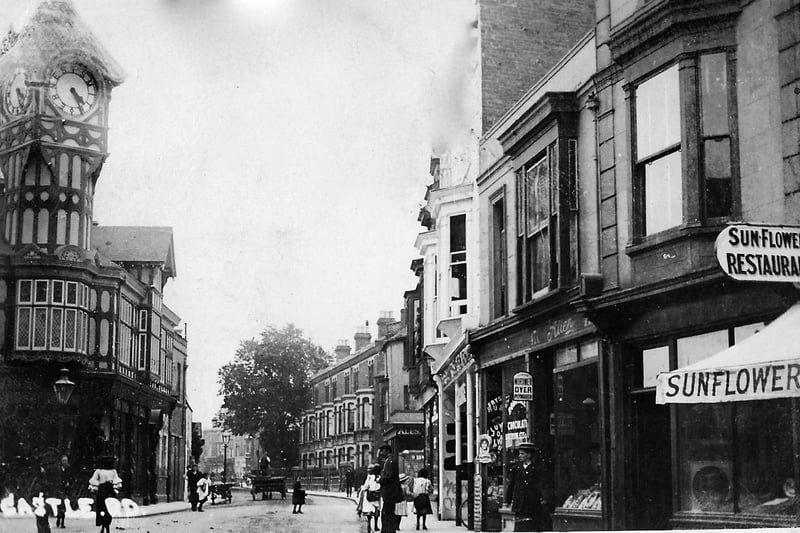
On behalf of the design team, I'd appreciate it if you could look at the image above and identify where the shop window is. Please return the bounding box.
[554,361,601,511]
[515,139,578,304]
[632,52,738,239]
[669,322,798,516]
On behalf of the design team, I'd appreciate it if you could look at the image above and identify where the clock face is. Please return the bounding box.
[48,64,98,117]
[4,69,31,116]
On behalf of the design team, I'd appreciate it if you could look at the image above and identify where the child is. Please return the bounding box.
[412,468,433,531]
[356,464,381,533]
[396,473,411,530]
[292,477,306,514]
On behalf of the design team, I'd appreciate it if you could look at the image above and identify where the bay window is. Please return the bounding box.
[15,279,89,354]
[633,51,737,238]
[515,139,578,304]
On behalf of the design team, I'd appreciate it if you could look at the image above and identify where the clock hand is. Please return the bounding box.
[69,86,85,107]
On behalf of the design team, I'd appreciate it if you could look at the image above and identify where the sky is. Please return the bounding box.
[0,0,478,427]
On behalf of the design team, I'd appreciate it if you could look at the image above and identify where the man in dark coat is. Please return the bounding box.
[377,443,403,533]
[186,464,202,511]
[505,443,545,532]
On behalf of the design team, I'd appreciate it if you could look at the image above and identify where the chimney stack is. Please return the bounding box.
[354,322,372,350]
[334,339,351,360]
[377,311,395,338]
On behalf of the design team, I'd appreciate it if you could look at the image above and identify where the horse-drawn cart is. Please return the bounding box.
[247,471,287,500]
[209,481,234,504]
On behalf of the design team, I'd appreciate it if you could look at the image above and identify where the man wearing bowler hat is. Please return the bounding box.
[377,443,403,533]
[505,442,545,532]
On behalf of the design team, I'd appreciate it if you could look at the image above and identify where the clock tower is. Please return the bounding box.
[0,0,125,257]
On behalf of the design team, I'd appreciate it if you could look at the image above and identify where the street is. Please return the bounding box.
[0,494,365,533]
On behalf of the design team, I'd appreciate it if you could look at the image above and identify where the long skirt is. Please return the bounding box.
[413,493,432,516]
[95,482,115,527]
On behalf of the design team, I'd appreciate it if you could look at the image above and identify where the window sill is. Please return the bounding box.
[625,224,724,257]
[511,287,563,315]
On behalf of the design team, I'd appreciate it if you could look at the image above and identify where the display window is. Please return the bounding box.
[484,367,505,530]
[645,322,800,517]
[553,340,601,511]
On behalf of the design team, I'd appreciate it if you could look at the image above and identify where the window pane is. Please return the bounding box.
[50,308,63,350]
[34,280,48,304]
[64,309,76,350]
[704,138,732,218]
[450,214,466,253]
[526,158,549,232]
[642,346,670,388]
[16,307,31,348]
[701,53,729,137]
[677,329,729,368]
[636,65,681,158]
[33,308,48,348]
[643,150,683,234]
[18,280,32,304]
[677,404,734,512]
[735,399,794,515]
[531,228,550,293]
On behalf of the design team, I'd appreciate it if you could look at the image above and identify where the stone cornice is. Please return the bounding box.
[608,0,741,63]
[498,92,579,158]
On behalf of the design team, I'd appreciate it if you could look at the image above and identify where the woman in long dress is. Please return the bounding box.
[88,456,122,533]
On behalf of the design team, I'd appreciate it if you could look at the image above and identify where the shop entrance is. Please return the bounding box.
[631,392,671,529]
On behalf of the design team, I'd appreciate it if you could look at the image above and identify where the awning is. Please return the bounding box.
[655,303,800,404]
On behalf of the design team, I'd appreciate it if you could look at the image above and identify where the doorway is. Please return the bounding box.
[631,392,672,529]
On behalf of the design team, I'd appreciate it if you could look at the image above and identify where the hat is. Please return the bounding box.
[378,443,392,451]
[399,473,409,483]
[517,443,539,454]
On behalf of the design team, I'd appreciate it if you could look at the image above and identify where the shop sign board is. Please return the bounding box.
[513,371,533,401]
[715,223,800,282]
[531,313,593,350]
[440,346,473,389]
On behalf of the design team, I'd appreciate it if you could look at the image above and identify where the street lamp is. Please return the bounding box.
[222,432,231,483]
[53,368,75,453]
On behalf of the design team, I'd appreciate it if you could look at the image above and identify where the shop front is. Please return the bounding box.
[656,301,800,528]
[584,276,796,530]
[472,309,600,532]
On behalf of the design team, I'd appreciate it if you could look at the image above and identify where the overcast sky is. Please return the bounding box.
[0,0,477,426]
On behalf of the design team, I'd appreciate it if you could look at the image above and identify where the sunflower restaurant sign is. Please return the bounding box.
[716,224,800,282]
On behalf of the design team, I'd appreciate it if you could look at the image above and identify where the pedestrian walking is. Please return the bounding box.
[196,473,210,512]
[186,463,202,511]
[396,473,410,530]
[33,491,52,533]
[292,477,306,514]
[356,464,382,533]
[378,443,403,533]
[412,468,433,530]
[88,455,122,533]
[504,443,545,532]
[55,455,72,529]
[345,468,355,497]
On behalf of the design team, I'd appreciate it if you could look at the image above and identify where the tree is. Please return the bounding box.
[217,324,329,467]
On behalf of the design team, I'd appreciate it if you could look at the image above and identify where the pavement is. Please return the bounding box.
[0,487,469,532]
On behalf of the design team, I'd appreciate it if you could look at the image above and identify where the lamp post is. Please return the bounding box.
[53,368,75,453]
[222,432,231,483]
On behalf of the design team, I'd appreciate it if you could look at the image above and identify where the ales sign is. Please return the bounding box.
[716,224,800,282]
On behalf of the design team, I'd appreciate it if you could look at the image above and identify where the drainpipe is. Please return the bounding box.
[435,374,445,520]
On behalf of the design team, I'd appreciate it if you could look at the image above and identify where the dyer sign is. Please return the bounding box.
[716,224,800,282]
[513,372,533,401]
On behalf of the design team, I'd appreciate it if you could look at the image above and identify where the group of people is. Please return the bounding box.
[32,454,122,533]
[356,443,433,533]
[354,441,546,533]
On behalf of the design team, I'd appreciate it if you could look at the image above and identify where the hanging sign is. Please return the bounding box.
[513,371,533,401]
[716,224,800,282]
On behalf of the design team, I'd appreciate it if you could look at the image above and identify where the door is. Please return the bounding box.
[631,392,672,529]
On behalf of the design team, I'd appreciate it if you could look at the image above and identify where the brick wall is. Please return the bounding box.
[480,0,595,133]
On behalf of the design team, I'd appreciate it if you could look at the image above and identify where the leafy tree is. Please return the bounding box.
[217,324,329,467]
